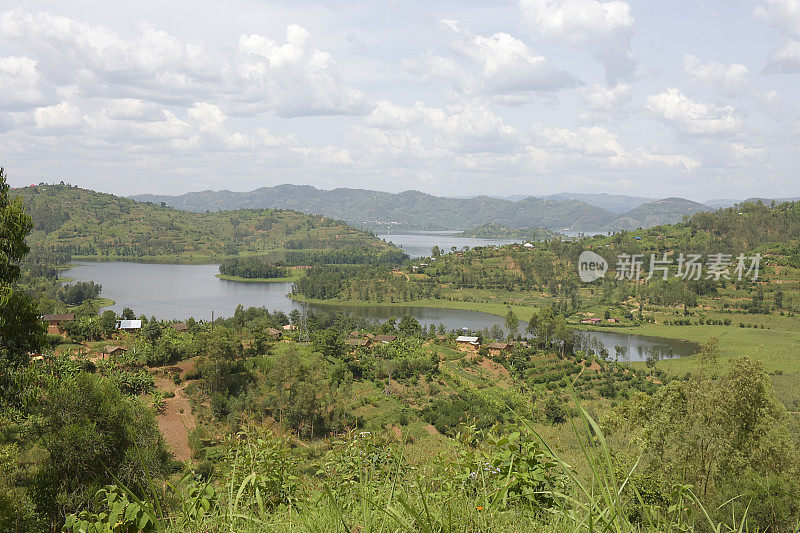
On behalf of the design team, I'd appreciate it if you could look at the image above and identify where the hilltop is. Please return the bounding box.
[133,184,712,232]
[599,197,709,231]
[13,184,386,260]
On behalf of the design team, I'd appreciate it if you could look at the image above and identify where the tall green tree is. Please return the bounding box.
[0,167,46,370]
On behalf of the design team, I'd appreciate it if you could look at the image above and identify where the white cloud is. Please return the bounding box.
[238,25,370,117]
[646,88,742,136]
[530,123,699,170]
[0,9,368,117]
[683,55,749,93]
[755,0,800,71]
[33,101,82,130]
[767,39,800,72]
[441,20,578,99]
[579,83,631,110]
[754,0,800,39]
[0,56,44,108]
[519,0,635,82]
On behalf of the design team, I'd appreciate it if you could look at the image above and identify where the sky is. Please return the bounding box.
[0,0,799,201]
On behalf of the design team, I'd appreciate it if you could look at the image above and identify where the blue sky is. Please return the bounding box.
[1,0,798,201]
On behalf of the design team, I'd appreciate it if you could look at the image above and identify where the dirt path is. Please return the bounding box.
[152,358,199,462]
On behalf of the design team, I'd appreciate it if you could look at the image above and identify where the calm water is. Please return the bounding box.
[577,330,699,362]
[64,261,511,331]
[64,259,698,360]
[378,231,519,258]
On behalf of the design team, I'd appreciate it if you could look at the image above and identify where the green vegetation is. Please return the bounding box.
[8,173,800,531]
[133,184,711,231]
[458,223,560,240]
[13,183,387,260]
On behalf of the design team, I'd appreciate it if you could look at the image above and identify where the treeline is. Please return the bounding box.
[59,281,102,305]
[283,246,408,266]
[219,257,288,279]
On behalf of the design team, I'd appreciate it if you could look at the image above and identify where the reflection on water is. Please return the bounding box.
[576,330,699,362]
[64,261,698,362]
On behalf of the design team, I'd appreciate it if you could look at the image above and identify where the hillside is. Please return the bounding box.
[13,184,386,260]
[600,197,709,231]
[542,192,658,213]
[133,185,721,232]
[134,185,618,231]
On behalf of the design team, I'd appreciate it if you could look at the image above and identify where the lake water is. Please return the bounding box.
[63,261,512,332]
[64,258,698,361]
[378,231,519,258]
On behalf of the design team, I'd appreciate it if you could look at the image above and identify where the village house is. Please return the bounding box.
[282,324,297,331]
[373,334,396,344]
[485,342,511,356]
[266,327,281,338]
[580,317,602,325]
[455,335,480,352]
[104,345,127,359]
[345,338,370,349]
[42,313,74,335]
[118,319,142,332]
[169,322,188,332]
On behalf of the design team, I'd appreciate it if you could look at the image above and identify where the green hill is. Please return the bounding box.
[133,185,619,231]
[601,197,709,231]
[13,184,386,261]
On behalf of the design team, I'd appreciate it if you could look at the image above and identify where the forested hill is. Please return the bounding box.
[607,199,800,253]
[12,184,386,259]
[133,184,714,232]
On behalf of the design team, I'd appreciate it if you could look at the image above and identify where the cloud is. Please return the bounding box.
[767,39,800,72]
[646,88,742,136]
[579,83,631,110]
[238,25,370,116]
[441,20,578,98]
[366,99,517,149]
[530,123,699,170]
[403,20,577,105]
[683,55,749,93]
[0,9,368,117]
[33,101,82,130]
[755,0,800,72]
[518,0,636,82]
[0,56,45,109]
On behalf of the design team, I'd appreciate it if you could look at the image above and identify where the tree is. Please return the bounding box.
[698,336,720,373]
[98,310,117,337]
[505,309,519,339]
[121,307,135,320]
[33,373,170,524]
[0,167,46,370]
[398,314,421,336]
[142,320,162,350]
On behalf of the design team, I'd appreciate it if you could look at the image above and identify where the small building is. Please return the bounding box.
[104,345,127,359]
[607,318,619,323]
[346,338,370,349]
[485,342,511,355]
[266,327,282,338]
[581,317,602,325]
[455,335,480,352]
[169,322,188,332]
[282,324,297,331]
[118,320,142,332]
[373,334,396,344]
[42,313,74,335]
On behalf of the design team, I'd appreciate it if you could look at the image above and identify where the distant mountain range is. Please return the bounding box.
[131,185,777,232]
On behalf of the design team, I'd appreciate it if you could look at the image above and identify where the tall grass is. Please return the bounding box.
[64,403,793,533]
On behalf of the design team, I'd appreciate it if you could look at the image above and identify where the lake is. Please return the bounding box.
[64,259,698,362]
[63,261,513,332]
[378,231,519,258]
